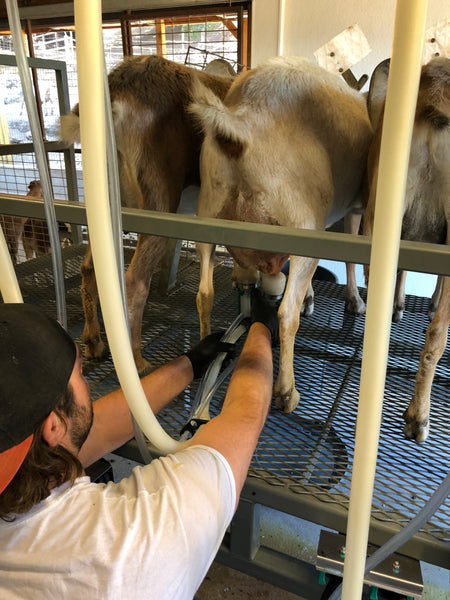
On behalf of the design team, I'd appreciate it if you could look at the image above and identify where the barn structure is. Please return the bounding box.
[0,1,449,599]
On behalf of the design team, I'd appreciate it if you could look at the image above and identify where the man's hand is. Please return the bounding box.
[186,332,235,379]
[250,289,279,346]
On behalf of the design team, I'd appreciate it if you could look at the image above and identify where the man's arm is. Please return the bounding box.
[78,355,193,467]
[78,332,233,468]
[186,321,273,508]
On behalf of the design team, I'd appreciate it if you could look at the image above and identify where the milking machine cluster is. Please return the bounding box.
[179,269,287,440]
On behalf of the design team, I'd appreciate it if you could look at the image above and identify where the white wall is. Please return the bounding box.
[251,0,447,297]
[251,0,448,85]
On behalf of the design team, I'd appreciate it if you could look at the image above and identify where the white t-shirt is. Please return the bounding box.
[0,445,236,600]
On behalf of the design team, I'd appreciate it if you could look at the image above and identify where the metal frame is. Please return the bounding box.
[0,54,79,205]
[5,233,449,597]
[1,196,449,278]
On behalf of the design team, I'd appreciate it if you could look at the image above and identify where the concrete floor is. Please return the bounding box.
[197,562,300,599]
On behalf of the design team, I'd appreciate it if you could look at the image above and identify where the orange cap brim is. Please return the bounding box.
[0,434,33,494]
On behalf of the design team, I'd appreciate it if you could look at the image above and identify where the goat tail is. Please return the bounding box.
[59,109,80,144]
[189,79,252,153]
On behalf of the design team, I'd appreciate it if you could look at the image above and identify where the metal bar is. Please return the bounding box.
[1,196,449,278]
[0,2,252,32]
[0,49,82,241]
[317,531,423,599]
[6,0,67,327]
[110,436,449,571]
[0,141,68,154]
[230,499,261,560]
[218,534,324,599]
[54,59,81,208]
[239,478,450,570]
[0,52,67,71]
[24,20,46,140]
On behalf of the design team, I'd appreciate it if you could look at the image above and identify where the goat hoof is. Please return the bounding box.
[301,301,314,317]
[392,308,404,323]
[345,296,366,315]
[403,414,429,443]
[275,388,300,413]
[83,337,107,361]
[135,357,153,377]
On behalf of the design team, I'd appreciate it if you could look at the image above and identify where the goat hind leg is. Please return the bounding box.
[301,280,314,316]
[392,270,407,323]
[428,275,443,321]
[126,234,169,375]
[403,276,450,442]
[196,242,216,339]
[80,244,106,360]
[274,255,319,413]
[344,211,365,314]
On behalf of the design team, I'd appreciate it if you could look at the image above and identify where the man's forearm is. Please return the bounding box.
[140,355,194,413]
[187,323,273,504]
[79,355,193,467]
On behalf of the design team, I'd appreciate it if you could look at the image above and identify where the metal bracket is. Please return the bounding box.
[179,418,209,439]
[316,531,423,598]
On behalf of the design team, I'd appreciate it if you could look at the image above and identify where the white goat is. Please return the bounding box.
[364,56,450,442]
[190,56,373,412]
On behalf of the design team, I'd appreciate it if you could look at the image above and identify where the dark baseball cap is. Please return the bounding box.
[0,303,76,494]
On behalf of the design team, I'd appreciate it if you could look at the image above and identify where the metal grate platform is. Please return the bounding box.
[12,243,450,569]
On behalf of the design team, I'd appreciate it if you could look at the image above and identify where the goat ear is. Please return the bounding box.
[215,132,244,159]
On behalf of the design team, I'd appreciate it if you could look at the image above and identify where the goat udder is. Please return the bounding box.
[229,247,288,276]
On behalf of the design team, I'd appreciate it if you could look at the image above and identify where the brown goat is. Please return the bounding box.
[1,180,44,264]
[60,55,233,373]
[0,213,27,265]
[363,57,450,442]
[1,180,72,263]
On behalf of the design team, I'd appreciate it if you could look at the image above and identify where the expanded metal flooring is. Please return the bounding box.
[14,243,450,570]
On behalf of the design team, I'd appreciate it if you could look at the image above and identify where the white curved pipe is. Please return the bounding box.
[101,52,152,462]
[0,226,23,303]
[74,0,182,455]
[341,2,428,599]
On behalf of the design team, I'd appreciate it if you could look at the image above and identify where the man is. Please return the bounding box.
[0,292,278,599]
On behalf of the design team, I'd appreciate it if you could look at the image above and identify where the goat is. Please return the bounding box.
[22,180,51,259]
[189,56,373,413]
[60,55,233,374]
[0,213,27,265]
[0,180,72,263]
[1,180,44,264]
[363,56,450,442]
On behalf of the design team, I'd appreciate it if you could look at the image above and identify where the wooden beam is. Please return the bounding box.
[155,18,166,57]
[120,11,132,56]
[222,17,237,39]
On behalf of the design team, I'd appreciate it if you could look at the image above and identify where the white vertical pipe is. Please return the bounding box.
[277,0,286,56]
[0,226,23,303]
[73,0,181,454]
[341,2,427,599]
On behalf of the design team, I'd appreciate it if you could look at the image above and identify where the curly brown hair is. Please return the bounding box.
[0,384,83,521]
